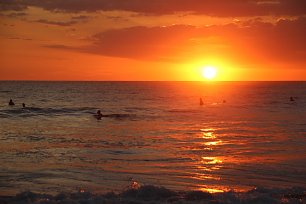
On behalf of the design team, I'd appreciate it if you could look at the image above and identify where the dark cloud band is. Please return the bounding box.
[44,17,306,64]
[1,0,306,16]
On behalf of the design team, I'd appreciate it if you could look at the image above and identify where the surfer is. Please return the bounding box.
[200,98,204,106]
[94,110,103,120]
[9,99,15,106]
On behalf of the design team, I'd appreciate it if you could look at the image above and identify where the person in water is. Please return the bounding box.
[22,103,26,108]
[9,99,15,106]
[290,97,295,101]
[95,110,103,120]
[200,98,204,106]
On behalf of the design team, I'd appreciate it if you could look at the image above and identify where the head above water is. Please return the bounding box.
[9,99,15,105]
[200,98,204,106]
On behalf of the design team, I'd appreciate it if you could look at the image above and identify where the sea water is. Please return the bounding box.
[0,81,305,199]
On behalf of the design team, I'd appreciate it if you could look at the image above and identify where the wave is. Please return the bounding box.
[1,107,94,114]
[168,109,200,114]
[102,113,137,119]
[0,107,138,119]
[0,185,305,204]
[0,90,12,93]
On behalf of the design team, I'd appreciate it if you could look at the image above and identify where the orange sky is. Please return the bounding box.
[0,0,305,81]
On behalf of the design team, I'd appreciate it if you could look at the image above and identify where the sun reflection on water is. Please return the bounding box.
[204,140,222,146]
[201,156,223,165]
[198,187,227,193]
[192,173,221,180]
[192,127,226,192]
[200,128,223,148]
[200,128,216,139]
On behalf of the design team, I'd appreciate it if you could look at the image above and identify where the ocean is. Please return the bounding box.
[0,81,305,203]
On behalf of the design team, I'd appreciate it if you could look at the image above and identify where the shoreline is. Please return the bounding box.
[1,185,305,204]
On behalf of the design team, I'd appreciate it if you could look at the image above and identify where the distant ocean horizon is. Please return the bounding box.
[1,80,306,82]
[0,81,305,202]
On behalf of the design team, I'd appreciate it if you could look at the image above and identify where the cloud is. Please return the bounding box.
[2,23,15,27]
[87,25,199,60]
[34,15,90,27]
[5,12,27,17]
[104,15,129,22]
[8,37,32,40]
[44,44,72,49]
[71,15,91,20]
[35,19,78,26]
[45,17,306,64]
[0,0,27,11]
[232,17,306,62]
[1,0,305,17]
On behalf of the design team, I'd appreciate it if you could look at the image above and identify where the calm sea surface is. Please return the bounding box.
[0,81,305,195]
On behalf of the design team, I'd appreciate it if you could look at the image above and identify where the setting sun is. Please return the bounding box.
[1,1,306,201]
[202,66,217,80]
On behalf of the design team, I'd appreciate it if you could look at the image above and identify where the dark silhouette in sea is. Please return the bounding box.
[9,99,15,106]
[290,97,295,101]
[200,98,204,106]
[94,110,103,120]
[22,103,26,108]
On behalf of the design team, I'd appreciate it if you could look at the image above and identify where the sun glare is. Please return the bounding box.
[202,66,217,80]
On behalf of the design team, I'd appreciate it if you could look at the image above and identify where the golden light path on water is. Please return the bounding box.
[188,126,255,193]
[192,128,226,193]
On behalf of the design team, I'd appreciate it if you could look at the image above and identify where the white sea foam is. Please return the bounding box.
[0,185,305,204]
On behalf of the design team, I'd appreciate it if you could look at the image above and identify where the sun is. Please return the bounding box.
[202,66,217,80]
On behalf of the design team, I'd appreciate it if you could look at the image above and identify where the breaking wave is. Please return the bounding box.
[0,185,305,204]
[0,107,137,119]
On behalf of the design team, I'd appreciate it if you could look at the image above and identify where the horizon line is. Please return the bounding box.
[0,80,305,82]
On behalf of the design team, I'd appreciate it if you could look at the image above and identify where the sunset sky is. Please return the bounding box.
[0,0,305,81]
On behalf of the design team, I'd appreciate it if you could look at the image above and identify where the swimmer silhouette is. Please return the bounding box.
[290,97,295,101]
[9,99,15,106]
[94,110,103,120]
[22,103,26,108]
[200,98,204,106]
